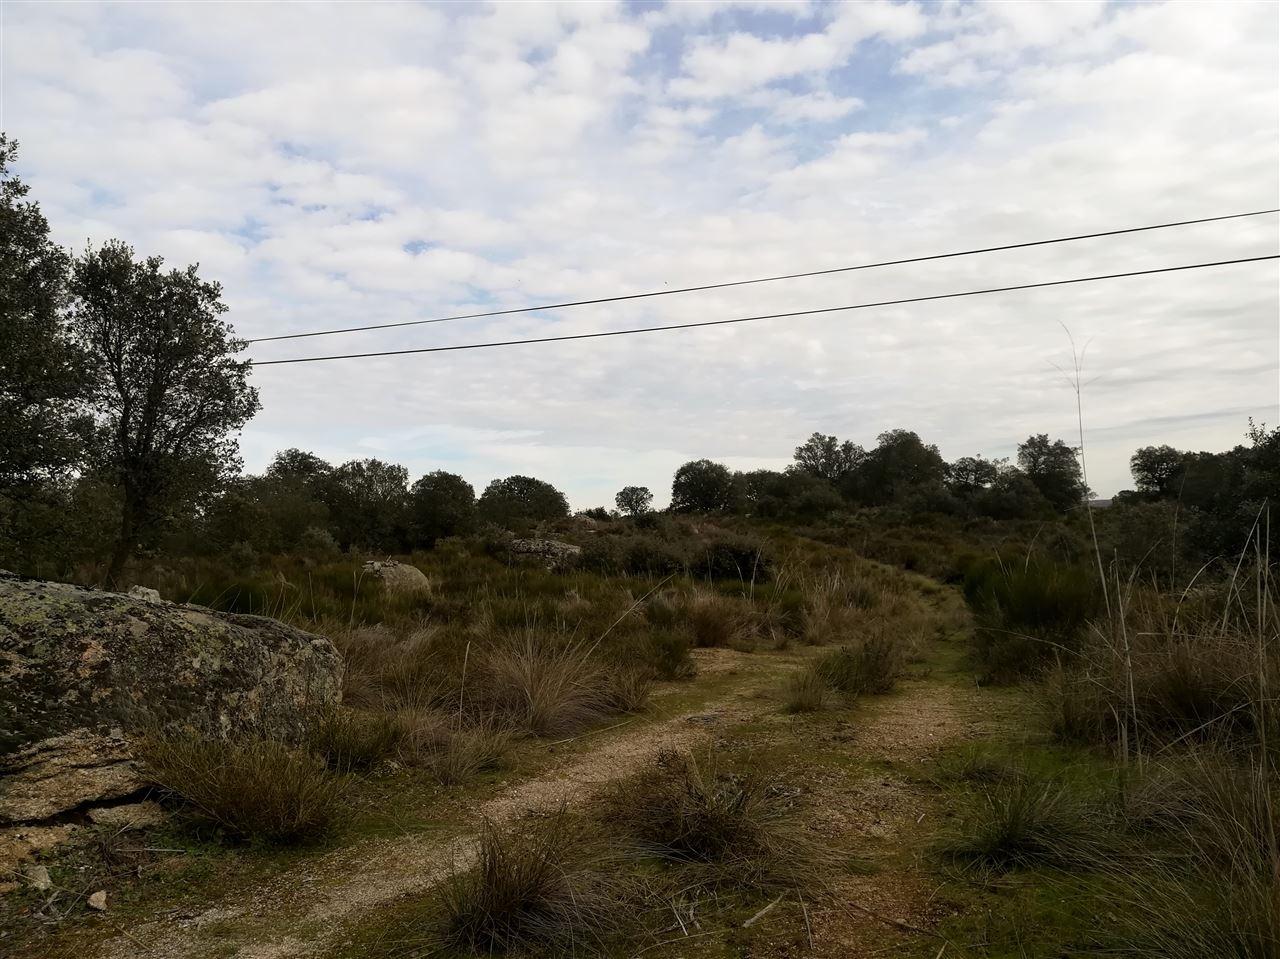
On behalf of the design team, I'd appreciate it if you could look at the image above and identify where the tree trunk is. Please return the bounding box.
[106,489,137,589]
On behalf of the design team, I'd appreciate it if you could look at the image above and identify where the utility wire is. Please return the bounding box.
[250,253,1278,366]
[246,208,1280,344]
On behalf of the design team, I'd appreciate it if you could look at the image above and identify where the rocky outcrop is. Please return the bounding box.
[0,573,343,763]
[0,731,143,823]
[361,560,431,593]
[509,538,583,571]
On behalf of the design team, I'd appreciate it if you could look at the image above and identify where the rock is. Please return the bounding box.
[22,863,51,892]
[87,800,166,831]
[126,585,162,603]
[0,732,143,823]
[87,889,107,911]
[361,560,431,593]
[509,539,582,571]
[0,577,343,819]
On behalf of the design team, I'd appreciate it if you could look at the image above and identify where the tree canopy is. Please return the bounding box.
[478,475,570,528]
[671,459,736,513]
[615,485,654,516]
[0,135,86,491]
[69,240,259,582]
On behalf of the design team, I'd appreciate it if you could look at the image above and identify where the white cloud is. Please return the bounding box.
[1,0,1275,506]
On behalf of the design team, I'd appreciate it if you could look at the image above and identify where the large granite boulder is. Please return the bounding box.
[361,560,431,593]
[0,573,343,762]
[509,538,582,571]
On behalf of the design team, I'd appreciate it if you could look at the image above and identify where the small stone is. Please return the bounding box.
[87,890,107,911]
[23,864,51,892]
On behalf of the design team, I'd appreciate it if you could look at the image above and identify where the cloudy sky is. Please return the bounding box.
[4,0,1278,507]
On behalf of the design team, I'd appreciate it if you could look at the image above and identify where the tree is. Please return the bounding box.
[670,459,736,513]
[0,135,86,490]
[792,432,863,483]
[1017,434,1086,513]
[615,485,654,516]
[946,455,999,496]
[69,240,259,583]
[734,468,841,519]
[853,430,946,504]
[1130,444,1186,498]
[409,470,476,547]
[478,475,569,528]
[328,458,409,551]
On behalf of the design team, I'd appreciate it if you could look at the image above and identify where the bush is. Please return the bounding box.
[690,533,773,583]
[963,556,1100,680]
[435,812,625,955]
[141,734,349,845]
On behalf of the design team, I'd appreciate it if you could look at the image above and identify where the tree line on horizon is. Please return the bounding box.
[2,132,1276,581]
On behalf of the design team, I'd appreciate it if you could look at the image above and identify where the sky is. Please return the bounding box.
[3,0,1278,508]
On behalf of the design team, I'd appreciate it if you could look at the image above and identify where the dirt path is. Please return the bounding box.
[94,604,1006,959]
[93,648,792,959]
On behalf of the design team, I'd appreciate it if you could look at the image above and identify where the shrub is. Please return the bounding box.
[141,734,349,845]
[963,556,1100,680]
[600,750,812,890]
[689,533,773,583]
[435,812,624,954]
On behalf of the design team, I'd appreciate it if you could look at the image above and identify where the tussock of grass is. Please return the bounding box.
[937,769,1105,870]
[1100,751,1280,956]
[816,629,906,697]
[434,811,626,955]
[396,712,514,785]
[600,749,817,890]
[306,707,405,774]
[141,734,349,845]
[481,633,610,737]
[962,556,1099,681]
[783,667,829,713]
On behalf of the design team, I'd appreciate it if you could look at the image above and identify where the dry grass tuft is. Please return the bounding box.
[434,810,627,955]
[141,733,349,845]
[600,749,820,891]
[480,632,610,737]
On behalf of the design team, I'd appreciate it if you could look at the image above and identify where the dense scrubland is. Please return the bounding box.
[3,132,1280,956]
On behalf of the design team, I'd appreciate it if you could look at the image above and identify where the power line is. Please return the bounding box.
[246,208,1280,344]
[250,254,1278,367]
